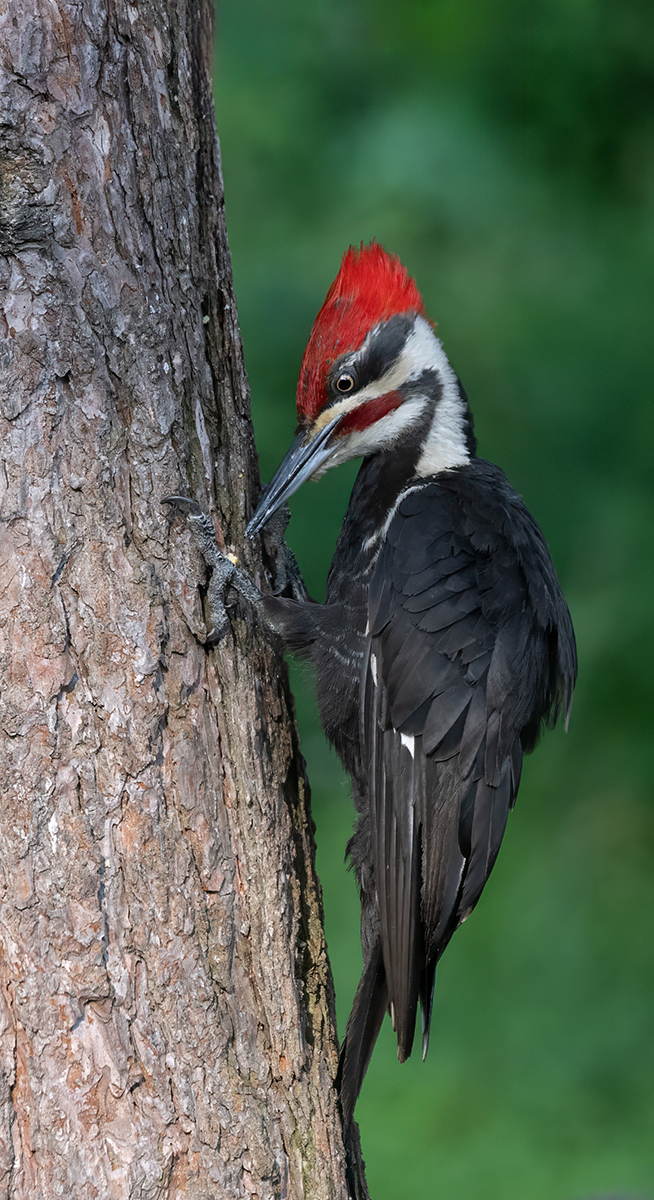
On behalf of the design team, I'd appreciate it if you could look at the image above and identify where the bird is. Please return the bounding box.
[175,242,577,1131]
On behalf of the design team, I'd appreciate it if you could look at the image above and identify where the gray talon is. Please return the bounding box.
[163,495,262,639]
[261,505,310,602]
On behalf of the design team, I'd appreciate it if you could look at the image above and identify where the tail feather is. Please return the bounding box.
[337,941,388,1132]
[419,962,437,1060]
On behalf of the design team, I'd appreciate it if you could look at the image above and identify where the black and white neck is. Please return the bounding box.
[318,314,476,480]
[246,310,476,541]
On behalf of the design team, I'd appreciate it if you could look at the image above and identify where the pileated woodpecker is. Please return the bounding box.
[169,243,577,1129]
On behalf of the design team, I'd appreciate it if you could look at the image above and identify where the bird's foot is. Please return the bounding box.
[260,506,309,602]
[163,496,261,641]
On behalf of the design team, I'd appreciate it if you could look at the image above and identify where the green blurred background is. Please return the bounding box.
[213,2,654,1196]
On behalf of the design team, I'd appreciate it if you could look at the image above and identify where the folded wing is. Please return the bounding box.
[364,470,575,1062]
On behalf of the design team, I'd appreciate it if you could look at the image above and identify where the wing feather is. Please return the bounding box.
[361,467,576,1072]
[422,683,472,755]
[366,663,423,1061]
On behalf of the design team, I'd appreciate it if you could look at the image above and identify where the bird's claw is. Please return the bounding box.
[259,505,309,602]
[163,495,260,640]
[163,495,227,574]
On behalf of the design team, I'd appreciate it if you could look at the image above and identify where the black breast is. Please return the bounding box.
[321,455,576,783]
[319,445,424,775]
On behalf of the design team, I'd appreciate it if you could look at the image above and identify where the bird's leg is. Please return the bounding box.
[163,496,264,641]
[261,506,310,603]
[163,496,309,642]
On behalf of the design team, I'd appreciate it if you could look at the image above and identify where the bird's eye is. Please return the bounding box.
[336,372,356,394]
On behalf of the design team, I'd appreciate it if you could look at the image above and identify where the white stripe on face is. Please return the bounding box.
[315,317,470,473]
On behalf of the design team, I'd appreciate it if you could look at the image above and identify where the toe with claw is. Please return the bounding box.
[163,495,261,641]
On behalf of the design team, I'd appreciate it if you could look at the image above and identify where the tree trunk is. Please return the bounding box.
[0,3,367,1196]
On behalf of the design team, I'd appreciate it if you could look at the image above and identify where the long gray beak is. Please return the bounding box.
[246,413,343,537]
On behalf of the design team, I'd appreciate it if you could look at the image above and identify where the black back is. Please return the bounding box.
[261,452,577,1129]
[332,458,576,1126]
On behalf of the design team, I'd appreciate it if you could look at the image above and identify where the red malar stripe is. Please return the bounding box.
[339,390,404,434]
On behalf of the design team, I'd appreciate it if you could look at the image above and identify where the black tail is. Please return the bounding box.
[337,940,388,1132]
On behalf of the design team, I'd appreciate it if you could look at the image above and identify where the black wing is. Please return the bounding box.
[364,463,576,1064]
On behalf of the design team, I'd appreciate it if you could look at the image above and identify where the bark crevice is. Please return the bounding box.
[0,2,368,1195]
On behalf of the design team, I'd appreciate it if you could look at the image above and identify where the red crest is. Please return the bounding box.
[297,243,425,422]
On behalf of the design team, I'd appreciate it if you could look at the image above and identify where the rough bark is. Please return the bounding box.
[0,3,367,1197]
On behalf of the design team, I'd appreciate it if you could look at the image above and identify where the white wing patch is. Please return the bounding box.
[400,732,415,758]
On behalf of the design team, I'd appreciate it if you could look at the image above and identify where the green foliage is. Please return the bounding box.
[215,3,654,1195]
